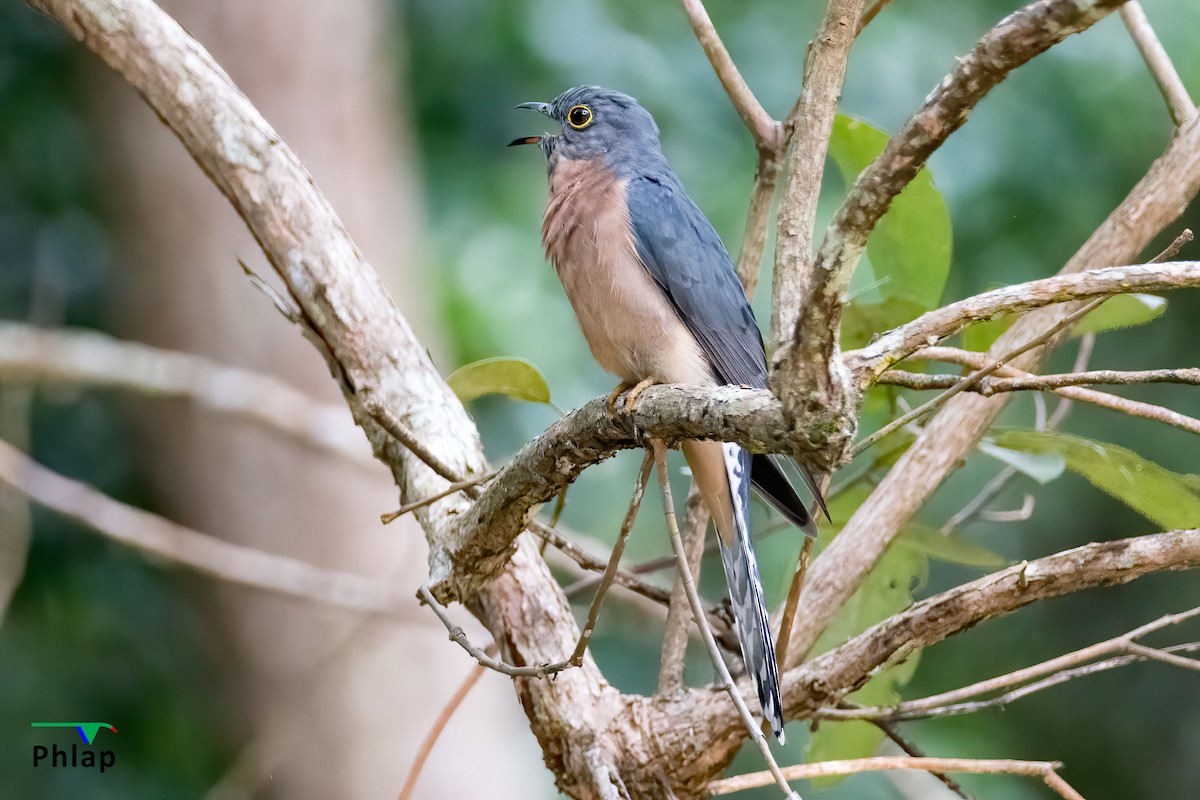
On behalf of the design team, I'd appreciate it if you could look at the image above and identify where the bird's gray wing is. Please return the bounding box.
[625,173,768,390]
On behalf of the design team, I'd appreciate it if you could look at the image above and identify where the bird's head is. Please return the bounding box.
[509,86,663,170]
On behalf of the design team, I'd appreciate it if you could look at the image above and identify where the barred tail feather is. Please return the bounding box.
[717,443,786,744]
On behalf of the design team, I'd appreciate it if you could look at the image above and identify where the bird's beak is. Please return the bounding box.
[509,101,553,147]
[515,101,552,116]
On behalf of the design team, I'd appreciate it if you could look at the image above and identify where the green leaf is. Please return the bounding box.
[1073,294,1166,336]
[446,357,552,405]
[807,537,926,781]
[829,114,952,310]
[841,295,929,350]
[978,440,1066,485]
[962,313,1013,352]
[896,524,1009,569]
[994,430,1200,528]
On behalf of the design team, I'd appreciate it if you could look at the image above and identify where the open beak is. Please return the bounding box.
[509,101,553,146]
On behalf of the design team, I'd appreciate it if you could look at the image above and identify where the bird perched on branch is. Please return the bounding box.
[511,85,825,744]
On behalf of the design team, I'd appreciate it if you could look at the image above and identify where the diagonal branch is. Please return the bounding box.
[691,528,1200,742]
[785,106,1200,661]
[709,756,1083,799]
[0,322,371,465]
[27,3,639,796]
[817,606,1200,721]
[1119,2,1196,127]
[0,436,415,617]
[847,261,1200,384]
[774,0,1126,427]
[853,298,1107,454]
[890,348,1200,436]
[678,0,779,148]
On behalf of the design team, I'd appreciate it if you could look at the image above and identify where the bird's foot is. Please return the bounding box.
[606,382,635,416]
[622,377,660,415]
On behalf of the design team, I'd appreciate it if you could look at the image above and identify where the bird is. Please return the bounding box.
[510,86,826,744]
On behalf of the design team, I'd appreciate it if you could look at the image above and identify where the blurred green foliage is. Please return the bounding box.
[2,0,1200,797]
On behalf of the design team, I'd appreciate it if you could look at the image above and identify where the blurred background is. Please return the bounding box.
[1,0,1198,798]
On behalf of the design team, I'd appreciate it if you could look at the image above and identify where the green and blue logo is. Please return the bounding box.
[31,722,118,773]
[31,722,118,744]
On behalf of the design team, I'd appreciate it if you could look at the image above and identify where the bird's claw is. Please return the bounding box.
[607,382,634,416]
[622,377,658,415]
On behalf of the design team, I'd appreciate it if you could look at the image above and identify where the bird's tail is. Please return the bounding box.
[681,440,785,744]
[750,453,828,537]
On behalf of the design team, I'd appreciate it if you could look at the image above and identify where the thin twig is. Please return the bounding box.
[817,607,1200,721]
[852,298,1107,456]
[878,367,1200,393]
[569,450,655,666]
[735,154,783,294]
[0,436,414,617]
[397,662,486,800]
[870,719,969,799]
[708,757,1083,799]
[542,484,570,557]
[678,0,780,147]
[528,521,674,606]
[1118,2,1196,127]
[906,348,1200,436]
[366,401,471,488]
[417,586,574,678]
[848,260,1200,385]
[1048,332,1095,428]
[652,441,800,800]
[1123,641,1200,672]
[658,484,711,695]
[942,467,1017,532]
[381,471,497,524]
[774,536,813,668]
[867,642,1200,722]
[1151,229,1195,263]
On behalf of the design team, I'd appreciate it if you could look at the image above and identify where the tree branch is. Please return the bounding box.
[817,606,1200,721]
[437,259,1200,601]
[771,0,865,350]
[657,485,709,695]
[27,4,640,795]
[847,261,1200,384]
[893,348,1200,435]
[853,298,1107,455]
[774,0,1125,446]
[653,441,800,800]
[0,322,370,465]
[735,153,784,294]
[1118,2,1196,127]
[678,0,780,148]
[0,436,414,617]
[878,366,1200,393]
[694,529,1200,741]
[787,105,1200,660]
[709,756,1082,799]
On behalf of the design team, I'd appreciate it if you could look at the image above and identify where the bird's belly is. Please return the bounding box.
[558,250,713,387]
[542,160,713,387]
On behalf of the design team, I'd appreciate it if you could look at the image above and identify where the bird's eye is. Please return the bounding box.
[567,105,593,130]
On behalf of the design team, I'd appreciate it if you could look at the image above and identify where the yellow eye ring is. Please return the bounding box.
[567,104,593,129]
